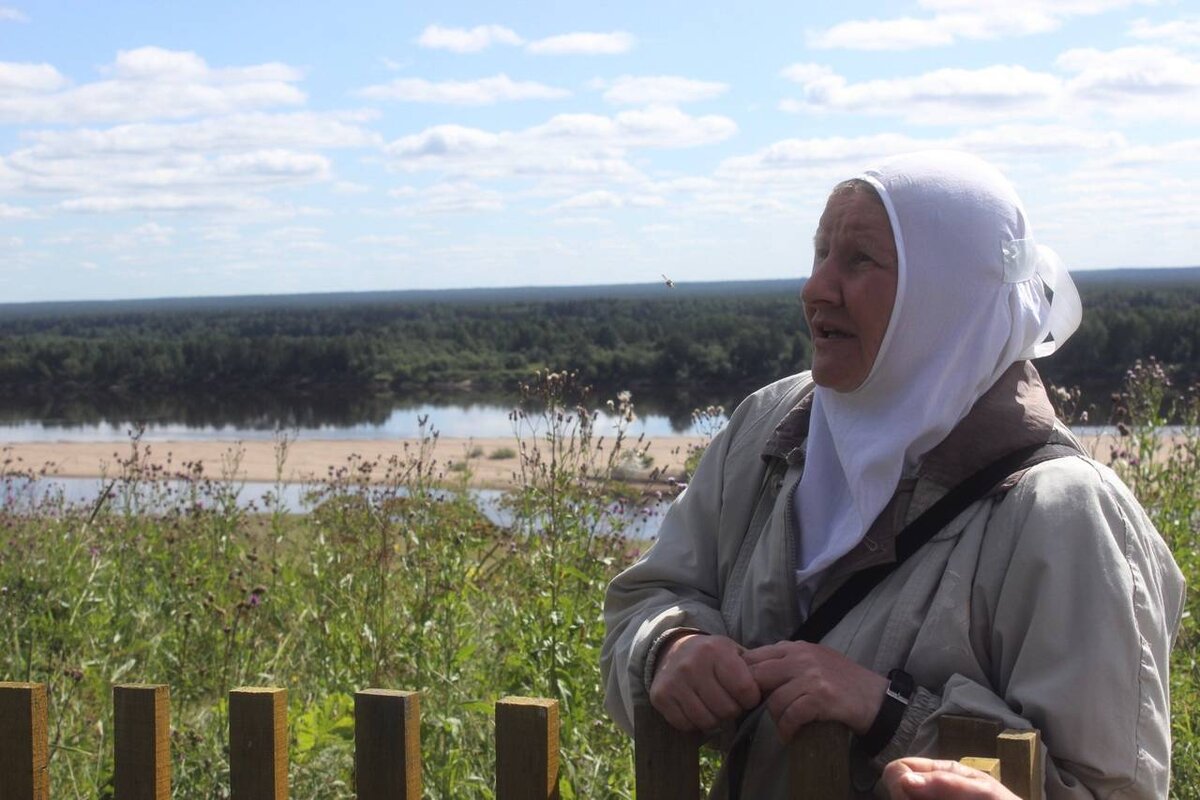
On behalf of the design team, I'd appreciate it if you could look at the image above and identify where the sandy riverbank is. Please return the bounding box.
[0,432,1180,491]
[0,436,707,490]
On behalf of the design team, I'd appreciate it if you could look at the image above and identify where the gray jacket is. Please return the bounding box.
[602,363,1184,798]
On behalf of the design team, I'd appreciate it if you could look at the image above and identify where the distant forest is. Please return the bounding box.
[0,271,1197,421]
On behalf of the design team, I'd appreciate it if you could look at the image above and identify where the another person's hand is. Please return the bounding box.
[883,758,1020,799]
[743,641,888,740]
[649,633,762,732]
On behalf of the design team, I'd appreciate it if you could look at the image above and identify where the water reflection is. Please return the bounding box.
[0,385,750,441]
[0,475,671,540]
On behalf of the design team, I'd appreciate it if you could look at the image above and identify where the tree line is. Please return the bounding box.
[0,284,1196,408]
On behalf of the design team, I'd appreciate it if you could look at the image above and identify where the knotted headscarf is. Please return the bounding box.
[792,151,1082,610]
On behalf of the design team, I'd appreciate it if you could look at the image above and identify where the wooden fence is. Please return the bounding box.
[0,681,1039,799]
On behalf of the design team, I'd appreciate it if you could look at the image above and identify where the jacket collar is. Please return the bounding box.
[763,361,1060,595]
[762,360,1057,485]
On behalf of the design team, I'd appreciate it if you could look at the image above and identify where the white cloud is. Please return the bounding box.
[552,215,612,226]
[2,108,377,215]
[0,7,27,22]
[416,24,523,53]
[9,144,330,194]
[0,62,66,93]
[1130,17,1200,47]
[809,16,964,50]
[126,222,174,246]
[259,225,331,253]
[1097,138,1200,166]
[1058,46,1200,102]
[0,46,305,124]
[333,180,370,194]
[0,202,37,219]
[24,111,379,156]
[780,49,1200,121]
[955,124,1127,155]
[809,0,1151,50]
[716,126,1130,187]
[780,63,1061,122]
[355,234,413,246]
[718,133,930,182]
[384,107,736,183]
[537,106,736,148]
[597,75,728,105]
[391,181,505,214]
[552,190,624,210]
[779,63,837,85]
[61,194,274,213]
[629,194,667,207]
[527,31,635,55]
[357,74,569,105]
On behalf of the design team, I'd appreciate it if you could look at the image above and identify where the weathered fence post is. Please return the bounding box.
[938,714,1001,762]
[229,687,288,800]
[940,715,1040,800]
[961,757,1002,779]
[633,701,702,800]
[996,729,1041,800]
[113,684,171,800]
[0,682,49,800]
[354,689,421,800]
[789,721,853,800]
[495,696,559,800]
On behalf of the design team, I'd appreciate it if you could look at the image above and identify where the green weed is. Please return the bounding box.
[0,364,1196,797]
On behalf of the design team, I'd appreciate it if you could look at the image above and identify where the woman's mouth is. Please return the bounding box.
[818,324,854,340]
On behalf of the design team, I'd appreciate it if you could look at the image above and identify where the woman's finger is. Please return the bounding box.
[775,690,821,740]
[882,758,1019,800]
[675,688,720,732]
[712,654,762,709]
[741,642,789,664]
[693,669,743,721]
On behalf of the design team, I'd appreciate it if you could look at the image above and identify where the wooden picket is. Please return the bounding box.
[496,697,560,799]
[229,687,289,800]
[0,682,1038,799]
[633,700,702,800]
[939,714,1043,800]
[113,684,171,800]
[631,704,1040,799]
[0,682,48,800]
[354,689,421,800]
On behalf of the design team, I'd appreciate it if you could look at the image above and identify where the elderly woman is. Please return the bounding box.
[601,151,1184,798]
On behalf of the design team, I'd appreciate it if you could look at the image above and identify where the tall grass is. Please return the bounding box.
[1,363,1197,798]
[1104,360,1200,797]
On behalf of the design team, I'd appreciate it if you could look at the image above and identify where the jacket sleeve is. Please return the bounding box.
[883,457,1185,798]
[601,417,741,736]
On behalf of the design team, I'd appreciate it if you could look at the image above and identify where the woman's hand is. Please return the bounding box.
[649,633,762,732]
[883,758,1020,799]
[743,641,888,739]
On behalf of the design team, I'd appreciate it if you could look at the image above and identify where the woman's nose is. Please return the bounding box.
[802,258,840,307]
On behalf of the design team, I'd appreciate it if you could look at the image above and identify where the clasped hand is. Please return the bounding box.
[649,634,888,740]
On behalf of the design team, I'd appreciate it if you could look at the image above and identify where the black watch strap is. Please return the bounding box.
[857,669,914,757]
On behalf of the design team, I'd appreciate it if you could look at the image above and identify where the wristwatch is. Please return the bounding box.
[857,669,915,757]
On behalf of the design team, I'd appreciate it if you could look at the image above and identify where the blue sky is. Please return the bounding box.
[1,0,1198,302]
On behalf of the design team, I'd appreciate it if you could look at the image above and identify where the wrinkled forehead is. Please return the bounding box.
[814,183,897,257]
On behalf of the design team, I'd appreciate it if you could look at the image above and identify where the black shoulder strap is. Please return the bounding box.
[792,438,1081,644]
[724,435,1081,800]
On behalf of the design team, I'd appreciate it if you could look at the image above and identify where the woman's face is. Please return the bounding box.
[803,187,899,393]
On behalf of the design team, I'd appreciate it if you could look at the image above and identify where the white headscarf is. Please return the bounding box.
[792,151,1082,609]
